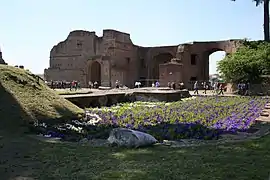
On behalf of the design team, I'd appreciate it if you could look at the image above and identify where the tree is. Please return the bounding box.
[232,0,269,41]
[217,41,270,83]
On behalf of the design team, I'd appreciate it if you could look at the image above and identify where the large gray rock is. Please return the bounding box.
[108,128,158,148]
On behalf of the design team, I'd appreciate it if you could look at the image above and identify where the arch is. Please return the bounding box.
[209,50,226,75]
[89,61,101,85]
[152,52,174,80]
[201,48,227,82]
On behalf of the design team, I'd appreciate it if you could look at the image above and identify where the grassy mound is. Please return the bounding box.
[0,65,83,132]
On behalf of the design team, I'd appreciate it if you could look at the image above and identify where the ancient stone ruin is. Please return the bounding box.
[44,29,242,89]
[0,47,6,65]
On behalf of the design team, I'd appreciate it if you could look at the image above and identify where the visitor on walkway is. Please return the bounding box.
[135,81,141,88]
[244,82,250,96]
[115,80,119,89]
[213,82,218,95]
[171,82,176,90]
[155,81,160,88]
[203,82,208,94]
[168,82,171,89]
[179,82,184,90]
[218,84,224,95]
[238,82,246,95]
[94,81,99,89]
[51,80,55,90]
[193,81,199,94]
[70,80,74,91]
[88,81,93,89]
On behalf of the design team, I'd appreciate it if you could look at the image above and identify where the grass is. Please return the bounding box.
[0,134,270,180]
[0,65,83,132]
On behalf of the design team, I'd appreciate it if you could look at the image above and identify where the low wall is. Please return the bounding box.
[63,90,191,108]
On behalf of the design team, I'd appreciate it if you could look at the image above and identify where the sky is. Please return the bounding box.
[0,0,264,75]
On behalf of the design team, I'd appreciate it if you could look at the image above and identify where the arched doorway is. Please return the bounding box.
[89,61,101,85]
[209,50,226,75]
[206,49,226,85]
[152,53,173,81]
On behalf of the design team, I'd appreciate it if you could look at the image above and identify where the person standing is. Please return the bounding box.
[194,81,199,94]
[203,82,208,94]
[88,81,93,89]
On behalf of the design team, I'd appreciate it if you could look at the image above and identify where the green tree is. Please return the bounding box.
[232,0,269,41]
[217,41,270,83]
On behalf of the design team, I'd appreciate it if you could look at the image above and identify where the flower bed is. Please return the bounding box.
[86,96,268,140]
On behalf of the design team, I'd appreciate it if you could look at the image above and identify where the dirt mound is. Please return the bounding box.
[0,65,83,132]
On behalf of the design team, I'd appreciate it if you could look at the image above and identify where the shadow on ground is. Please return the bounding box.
[0,79,81,180]
[1,134,270,180]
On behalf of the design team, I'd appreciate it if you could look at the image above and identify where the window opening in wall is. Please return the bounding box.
[190,76,197,81]
[191,54,197,65]
[77,40,83,48]
[140,59,145,68]
[126,57,130,64]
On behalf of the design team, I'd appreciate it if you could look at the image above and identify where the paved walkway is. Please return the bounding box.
[57,88,237,98]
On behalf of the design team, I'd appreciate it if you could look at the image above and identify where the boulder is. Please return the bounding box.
[107,128,158,148]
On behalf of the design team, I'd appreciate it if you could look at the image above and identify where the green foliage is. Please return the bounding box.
[231,0,264,6]
[217,41,270,83]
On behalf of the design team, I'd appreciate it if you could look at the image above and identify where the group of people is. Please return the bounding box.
[237,82,250,96]
[70,80,81,91]
[167,82,185,90]
[88,81,99,89]
[193,81,225,95]
[45,80,81,90]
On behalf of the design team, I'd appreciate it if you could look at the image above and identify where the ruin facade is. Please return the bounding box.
[44,29,242,88]
[0,47,6,65]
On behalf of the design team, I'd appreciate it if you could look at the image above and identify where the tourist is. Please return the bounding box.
[152,82,155,87]
[179,82,185,90]
[70,80,74,91]
[203,82,208,94]
[213,82,218,95]
[51,80,54,89]
[77,81,81,89]
[115,80,119,89]
[74,81,78,91]
[244,82,250,96]
[134,81,141,88]
[88,81,93,89]
[218,83,224,95]
[238,82,245,95]
[168,82,171,89]
[94,81,98,89]
[193,81,199,94]
[155,81,160,88]
[171,82,176,90]
[135,81,138,88]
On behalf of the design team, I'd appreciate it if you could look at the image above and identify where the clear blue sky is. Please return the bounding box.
[0,0,264,74]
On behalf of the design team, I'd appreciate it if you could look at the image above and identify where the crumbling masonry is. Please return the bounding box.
[44,29,242,88]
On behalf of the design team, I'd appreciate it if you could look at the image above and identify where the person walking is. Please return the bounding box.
[203,82,208,94]
[213,82,218,95]
[194,81,199,94]
[218,83,224,95]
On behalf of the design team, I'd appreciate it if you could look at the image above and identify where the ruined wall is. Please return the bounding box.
[177,40,242,89]
[0,49,6,65]
[45,29,140,87]
[45,29,242,88]
[45,30,97,85]
[159,62,183,87]
[100,30,139,87]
